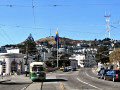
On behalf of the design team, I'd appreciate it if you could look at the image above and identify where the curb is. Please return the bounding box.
[0,79,11,82]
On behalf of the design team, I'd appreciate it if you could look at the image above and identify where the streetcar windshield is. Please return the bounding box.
[32,67,44,71]
[32,67,37,71]
[38,67,44,71]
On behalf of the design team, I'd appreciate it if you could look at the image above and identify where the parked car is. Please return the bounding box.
[104,70,120,82]
[97,69,110,79]
[63,67,69,72]
[60,67,64,71]
[68,66,72,70]
[72,67,76,71]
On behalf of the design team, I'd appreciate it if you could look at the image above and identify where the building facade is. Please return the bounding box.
[0,53,26,75]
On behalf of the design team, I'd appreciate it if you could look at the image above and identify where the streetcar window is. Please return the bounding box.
[38,67,44,71]
[32,67,37,71]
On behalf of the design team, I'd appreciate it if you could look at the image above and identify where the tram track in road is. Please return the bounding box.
[23,81,44,90]
[40,82,43,90]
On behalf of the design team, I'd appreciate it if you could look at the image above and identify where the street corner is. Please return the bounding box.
[0,79,11,83]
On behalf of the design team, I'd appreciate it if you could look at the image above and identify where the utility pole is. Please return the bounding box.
[25,44,28,77]
[37,50,40,62]
[44,52,45,61]
[57,39,59,68]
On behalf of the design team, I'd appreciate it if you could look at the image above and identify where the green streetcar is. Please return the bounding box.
[30,62,46,81]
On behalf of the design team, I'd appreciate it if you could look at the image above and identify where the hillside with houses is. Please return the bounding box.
[0,36,120,75]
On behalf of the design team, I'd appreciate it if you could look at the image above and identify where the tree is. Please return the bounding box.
[60,53,70,60]
[110,48,120,64]
[95,46,109,64]
[51,51,57,59]
[46,51,57,67]
[60,53,71,67]
[22,34,37,56]
[42,48,48,53]
[102,38,111,42]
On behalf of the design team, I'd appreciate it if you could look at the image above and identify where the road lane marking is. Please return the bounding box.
[59,82,66,90]
[77,78,102,90]
[85,70,96,79]
[21,87,26,90]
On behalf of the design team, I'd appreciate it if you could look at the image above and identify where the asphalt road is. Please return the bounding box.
[81,68,120,90]
[57,68,120,90]
[1,68,120,90]
[0,75,32,90]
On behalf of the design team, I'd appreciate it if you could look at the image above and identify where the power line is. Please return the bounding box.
[0,26,14,44]
[92,21,120,39]
[32,0,39,38]
[0,24,43,29]
[1,3,120,8]
[0,28,11,43]
[0,5,31,7]
[32,0,36,31]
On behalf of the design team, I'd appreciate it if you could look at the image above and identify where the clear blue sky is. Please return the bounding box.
[0,0,120,46]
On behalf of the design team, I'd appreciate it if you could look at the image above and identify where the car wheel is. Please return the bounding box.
[104,76,106,80]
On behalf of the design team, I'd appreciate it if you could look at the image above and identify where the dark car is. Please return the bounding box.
[97,69,110,79]
[104,70,120,82]
[63,68,69,72]
[72,67,76,71]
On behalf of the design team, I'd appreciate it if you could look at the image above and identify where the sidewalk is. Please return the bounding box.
[0,76,11,82]
[0,74,30,83]
[0,78,11,82]
[92,68,98,75]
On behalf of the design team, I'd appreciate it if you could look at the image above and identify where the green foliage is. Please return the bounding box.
[95,46,109,64]
[42,48,48,53]
[60,53,71,60]
[102,38,111,42]
[110,48,120,63]
[51,51,57,59]
[44,60,52,67]
[22,34,37,56]
[60,53,71,67]
[38,41,53,48]
[114,42,120,48]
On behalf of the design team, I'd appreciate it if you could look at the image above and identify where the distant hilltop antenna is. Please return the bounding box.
[104,11,111,39]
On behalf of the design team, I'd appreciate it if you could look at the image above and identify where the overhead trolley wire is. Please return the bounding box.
[0,24,43,29]
[32,0,39,38]
[93,23,120,40]
[1,3,120,8]
[32,0,36,30]
[0,26,14,44]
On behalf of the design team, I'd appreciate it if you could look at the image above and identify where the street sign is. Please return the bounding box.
[25,65,27,71]
[18,65,20,70]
